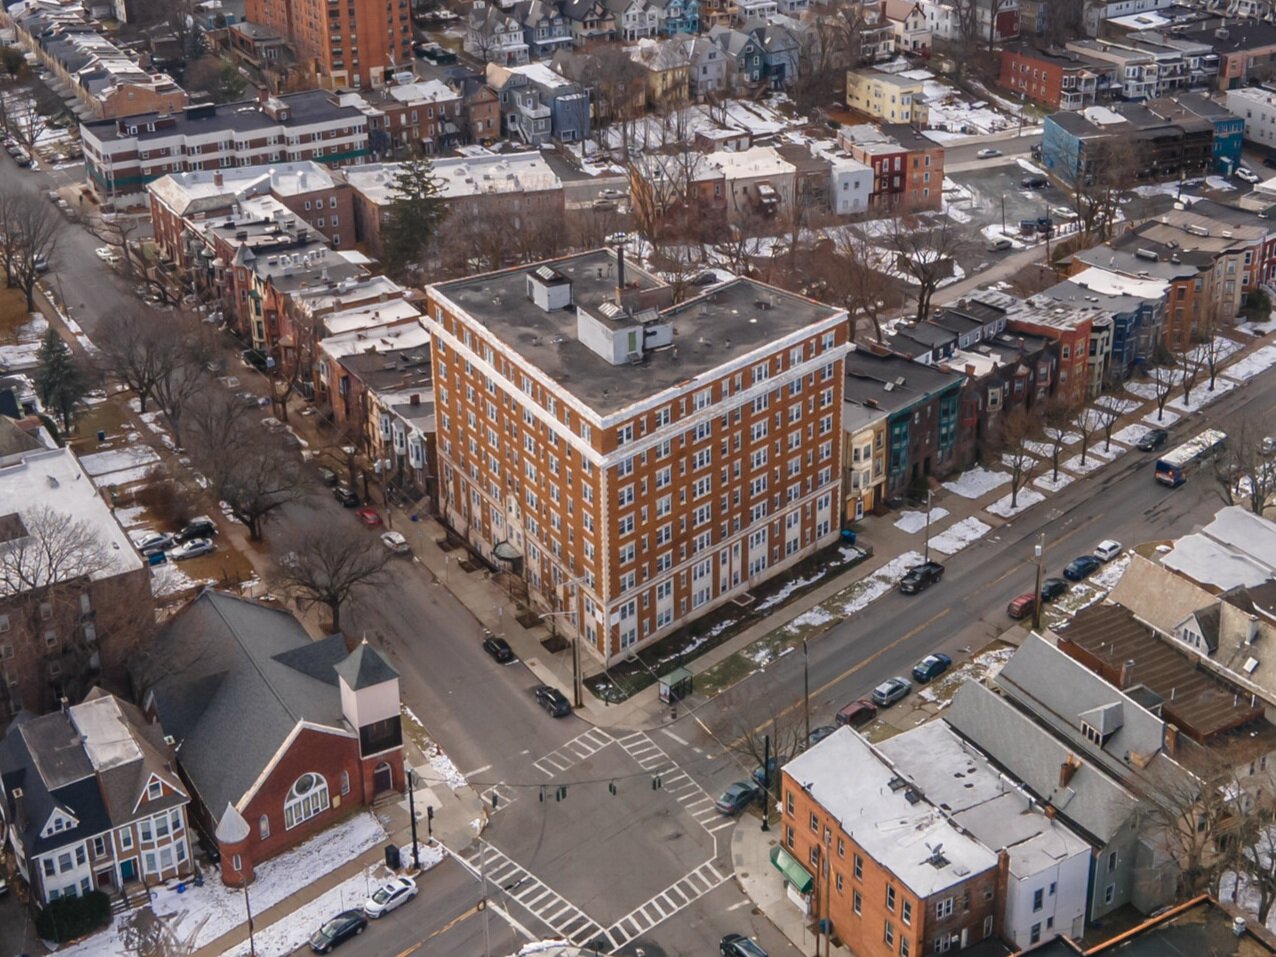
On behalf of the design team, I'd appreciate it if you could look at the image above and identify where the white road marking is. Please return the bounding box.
[466,764,493,777]
[727,900,750,912]
[661,728,690,746]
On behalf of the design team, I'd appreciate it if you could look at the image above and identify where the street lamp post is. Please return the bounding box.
[406,767,421,870]
[1031,533,1045,633]
[923,489,933,564]
[242,882,257,957]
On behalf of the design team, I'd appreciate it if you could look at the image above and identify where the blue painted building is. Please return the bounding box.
[1043,274,1163,382]
[653,0,698,36]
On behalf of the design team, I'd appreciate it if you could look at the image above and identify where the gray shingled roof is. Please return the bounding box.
[334,642,398,690]
[945,682,1138,845]
[146,591,354,815]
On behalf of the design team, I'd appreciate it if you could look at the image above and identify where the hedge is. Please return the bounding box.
[35,890,111,941]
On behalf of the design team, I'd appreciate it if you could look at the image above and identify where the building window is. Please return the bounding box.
[853,854,862,880]
[886,884,895,912]
[884,921,894,946]
[853,890,862,915]
[147,780,163,801]
[1104,883,1115,905]
[1033,888,1043,912]
[902,900,911,925]
[232,854,242,872]
[259,815,270,839]
[340,771,351,795]
[283,773,330,830]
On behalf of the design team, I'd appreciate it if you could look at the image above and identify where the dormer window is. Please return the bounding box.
[147,779,163,800]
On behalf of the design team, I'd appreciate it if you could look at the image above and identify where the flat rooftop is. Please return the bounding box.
[878,722,1090,880]
[432,249,841,417]
[0,447,141,596]
[784,727,999,898]
[1079,895,1276,955]
[1059,603,1274,743]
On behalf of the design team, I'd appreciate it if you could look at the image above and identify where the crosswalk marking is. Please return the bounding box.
[604,859,731,949]
[480,783,517,813]
[532,727,615,777]
[461,841,606,946]
[615,732,728,836]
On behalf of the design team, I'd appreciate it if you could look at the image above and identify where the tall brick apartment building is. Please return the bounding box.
[246,0,412,90]
[425,249,848,666]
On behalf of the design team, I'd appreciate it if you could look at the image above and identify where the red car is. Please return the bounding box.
[1007,593,1037,620]
[355,507,383,527]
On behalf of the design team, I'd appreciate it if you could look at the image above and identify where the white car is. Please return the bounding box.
[975,147,1002,159]
[170,538,215,561]
[363,876,417,918]
[131,531,173,556]
[94,246,120,263]
[381,531,411,555]
[1093,540,1122,563]
[1237,167,1261,184]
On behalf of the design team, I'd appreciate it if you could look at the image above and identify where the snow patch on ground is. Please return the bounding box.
[79,445,162,477]
[113,505,150,528]
[1061,453,1106,475]
[1224,344,1276,381]
[425,745,467,791]
[150,562,211,599]
[787,551,924,632]
[986,487,1045,518]
[928,517,991,556]
[894,507,950,534]
[1144,408,1181,426]
[1112,424,1154,447]
[1033,472,1074,493]
[1095,394,1141,414]
[1167,378,1236,413]
[943,466,1011,499]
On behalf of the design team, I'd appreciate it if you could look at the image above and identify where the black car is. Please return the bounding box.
[482,634,514,663]
[534,685,571,717]
[751,757,779,787]
[309,910,366,954]
[1137,428,1169,452]
[241,348,270,372]
[912,653,952,684]
[1040,577,1069,602]
[176,516,217,543]
[1021,175,1048,189]
[333,484,359,507]
[715,781,761,815]
[1265,156,1276,170]
[899,560,944,595]
[1064,555,1103,581]
[807,725,837,747]
[721,934,769,957]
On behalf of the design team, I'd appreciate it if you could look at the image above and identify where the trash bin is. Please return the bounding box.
[840,529,857,546]
[385,844,401,870]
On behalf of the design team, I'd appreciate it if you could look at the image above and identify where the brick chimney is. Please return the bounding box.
[213,170,224,188]
[1059,755,1080,788]
[1164,723,1179,758]
[1119,659,1135,689]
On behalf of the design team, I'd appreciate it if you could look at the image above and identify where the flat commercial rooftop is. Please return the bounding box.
[432,249,841,417]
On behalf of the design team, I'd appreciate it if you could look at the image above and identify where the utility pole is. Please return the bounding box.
[480,844,492,957]
[1031,533,1045,633]
[1000,194,1005,235]
[407,767,421,869]
[923,489,933,564]
[242,883,257,957]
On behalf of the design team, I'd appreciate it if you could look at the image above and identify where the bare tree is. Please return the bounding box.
[0,191,63,310]
[791,1,869,111]
[186,392,307,541]
[1074,405,1103,468]
[824,227,899,343]
[1177,345,1205,410]
[94,308,176,412]
[995,406,1042,509]
[726,708,808,817]
[0,80,58,153]
[1041,396,1074,483]
[1215,418,1276,516]
[884,215,968,322]
[83,212,176,305]
[1096,391,1125,453]
[274,526,392,633]
[0,505,112,594]
[1149,361,1178,423]
[1229,788,1276,925]
[1196,313,1226,393]
[574,47,647,161]
[1066,138,1144,243]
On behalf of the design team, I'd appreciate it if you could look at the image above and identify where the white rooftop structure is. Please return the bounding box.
[506,61,573,89]
[706,145,796,181]
[1068,266,1170,301]
[0,446,141,597]
[319,320,431,360]
[345,153,561,205]
[386,79,457,105]
[292,275,411,318]
[323,299,422,336]
[149,162,339,216]
[783,727,998,898]
[69,694,144,772]
[1161,505,1276,590]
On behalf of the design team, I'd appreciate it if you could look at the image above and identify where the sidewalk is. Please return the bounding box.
[732,823,853,957]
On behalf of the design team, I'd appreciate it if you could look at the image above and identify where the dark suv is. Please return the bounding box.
[721,934,769,957]
[899,561,944,594]
[534,685,571,717]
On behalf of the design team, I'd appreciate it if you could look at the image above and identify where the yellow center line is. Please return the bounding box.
[390,903,481,957]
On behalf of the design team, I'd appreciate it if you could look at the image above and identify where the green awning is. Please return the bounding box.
[770,845,813,894]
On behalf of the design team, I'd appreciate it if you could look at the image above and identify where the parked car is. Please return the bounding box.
[260,416,285,432]
[1238,166,1261,184]
[94,246,119,263]
[241,349,269,372]
[592,198,618,211]
[355,506,383,527]
[975,147,1002,159]
[1265,156,1276,170]
[1040,577,1069,602]
[33,255,48,273]
[131,531,173,556]
[1263,436,1276,456]
[483,634,515,663]
[1007,593,1037,620]
[899,560,944,594]
[333,485,359,507]
[534,684,571,717]
[871,676,911,707]
[1021,175,1048,189]
[170,538,215,561]
[986,237,1013,252]
[1093,540,1122,562]
[309,911,367,954]
[807,725,837,747]
[381,531,410,554]
[1063,555,1103,581]
[721,934,769,957]
[599,187,625,199]
[912,653,952,684]
[12,150,31,167]
[317,465,338,486]
[176,516,217,542]
[1136,428,1168,452]
[836,699,877,727]
[363,876,417,918]
[751,757,778,787]
[715,781,761,815]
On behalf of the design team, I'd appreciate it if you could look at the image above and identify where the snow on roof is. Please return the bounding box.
[1068,266,1170,301]
[706,145,795,180]
[148,162,336,214]
[387,80,457,104]
[507,61,572,89]
[69,695,143,772]
[345,153,561,205]
[319,321,430,359]
[323,299,422,336]
[1161,506,1276,590]
[783,727,998,898]
[0,447,142,596]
